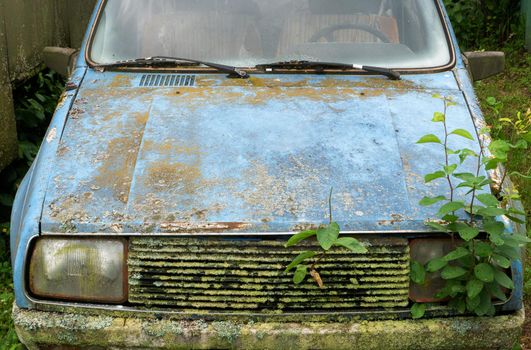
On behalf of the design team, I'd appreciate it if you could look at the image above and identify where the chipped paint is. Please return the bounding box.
[46,128,57,143]
[38,70,481,235]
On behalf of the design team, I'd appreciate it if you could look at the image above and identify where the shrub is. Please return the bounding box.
[443,0,525,50]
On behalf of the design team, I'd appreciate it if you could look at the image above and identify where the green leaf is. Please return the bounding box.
[424,171,446,183]
[484,158,500,171]
[495,245,520,261]
[437,201,465,217]
[450,129,475,140]
[476,207,506,217]
[476,193,499,207]
[466,295,481,311]
[483,221,505,236]
[489,232,505,246]
[285,251,316,272]
[334,237,368,254]
[475,289,496,316]
[453,172,476,181]
[485,282,508,302]
[449,298,466,314]
[441,265,467,279]
[443,164,458,175]
[489,140,510,160]
[426,257,448,272]
[507,207,527,216]
[410,260,426,284]
[417,134,442,144]
[474,242,493,257]
[508,234,531,244]
[441,214,459,223]
[293,265,308,284]
[411,303,426,319]
[285,230,317,247]
[432,111,445,122]
[456,224,480,241]
[466,279,483,299]
[506,214,526,225]
[457,254,475,269]
[511,139,528,150]
[474,263,494,283]
[443,247,470,261]
[316,223,340,250]
[492,254,511,269]
[458,149,478,163]
[502,234,531,248]
[426,222,448,232]
[493,269,514,289]
[419,196,446,206]
[449,283,466,295]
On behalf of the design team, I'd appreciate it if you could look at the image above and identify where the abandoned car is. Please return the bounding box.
[11,0,526,348]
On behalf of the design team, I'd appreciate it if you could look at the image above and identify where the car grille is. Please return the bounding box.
[128,237,410,313]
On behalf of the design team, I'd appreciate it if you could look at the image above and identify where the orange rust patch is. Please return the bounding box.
[81,87,154,102]
[197,76,419,90]
[109,74,133,88]
[135,112,150,125]
[143,139,202,156]
[145,161,202,195]
[175,82,411,109]
[213,76,310,88]
[102,111,120,122]
[93,135,143,203]
[92,112,149,203]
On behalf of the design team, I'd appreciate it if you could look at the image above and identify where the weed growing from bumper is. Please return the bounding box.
[284,189,367,287]
[410,94,530,318]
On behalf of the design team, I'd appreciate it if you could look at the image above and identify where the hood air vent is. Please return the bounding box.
[139,74,196,87]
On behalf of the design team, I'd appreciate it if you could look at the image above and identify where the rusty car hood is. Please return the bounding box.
[40,71,481,234]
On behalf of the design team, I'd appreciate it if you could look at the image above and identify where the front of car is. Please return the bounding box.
[11,0,525,349]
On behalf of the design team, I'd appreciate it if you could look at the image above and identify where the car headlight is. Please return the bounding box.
[28,237,127,303]
[409,238,454,303]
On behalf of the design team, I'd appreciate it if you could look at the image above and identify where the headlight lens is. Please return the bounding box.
[29,237,127,303]
[409,238,454,303]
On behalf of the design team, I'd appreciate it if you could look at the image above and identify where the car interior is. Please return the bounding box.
[91,0,439,67]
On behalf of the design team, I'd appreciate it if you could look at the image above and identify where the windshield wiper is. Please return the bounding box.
[255,60,400,80]
[95,56,250,79]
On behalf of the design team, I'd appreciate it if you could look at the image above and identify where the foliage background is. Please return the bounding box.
[0,1,529,348]
[0,70,64,349]
[444,0,525,51]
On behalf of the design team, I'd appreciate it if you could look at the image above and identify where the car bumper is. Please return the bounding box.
[14,304,524,350]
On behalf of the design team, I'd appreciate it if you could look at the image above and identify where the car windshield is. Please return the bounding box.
[89,0,452,70]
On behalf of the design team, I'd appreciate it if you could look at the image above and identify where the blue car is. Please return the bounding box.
[11,0,525,349]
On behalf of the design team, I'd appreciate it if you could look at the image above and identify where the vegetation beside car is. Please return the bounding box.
[0,70,64,349]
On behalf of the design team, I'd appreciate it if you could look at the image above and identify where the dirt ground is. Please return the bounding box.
[521,298,531,349]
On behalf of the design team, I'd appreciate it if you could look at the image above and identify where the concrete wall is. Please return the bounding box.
[0,2,18,171]
[0,0,97,171]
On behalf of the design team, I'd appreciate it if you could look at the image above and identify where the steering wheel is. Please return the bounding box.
[309,23,391,44]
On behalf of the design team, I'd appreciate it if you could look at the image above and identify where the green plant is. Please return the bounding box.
[443,0,525,50]
[0,70,64,226]
[0,69,64,349]
[488,98,531,184]
[284,189,368,287]
[410,95,530,319]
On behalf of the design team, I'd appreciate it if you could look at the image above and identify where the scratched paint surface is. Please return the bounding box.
[40,71,482,234]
